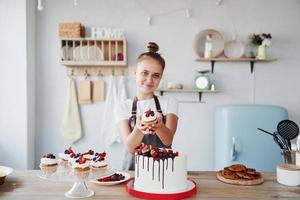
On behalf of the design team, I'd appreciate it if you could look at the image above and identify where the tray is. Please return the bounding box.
[216,171,264,186]
[126,178,197,200]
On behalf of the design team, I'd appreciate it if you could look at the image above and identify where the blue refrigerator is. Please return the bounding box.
[214,105,288,172]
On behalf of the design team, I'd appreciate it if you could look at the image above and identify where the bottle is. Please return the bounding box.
[204,34,213,58]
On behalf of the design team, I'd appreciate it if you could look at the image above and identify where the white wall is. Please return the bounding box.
[0,0,35,169]
[1,0,300,170]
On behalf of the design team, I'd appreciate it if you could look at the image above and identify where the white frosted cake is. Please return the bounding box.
[134,144,187,193]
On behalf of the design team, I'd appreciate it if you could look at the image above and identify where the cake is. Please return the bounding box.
[141,108,158,126]
[40,153,58,174]
[91,151,108,173]
[58,147,75,168]
[72,156,90,179]
[134,143,187,193]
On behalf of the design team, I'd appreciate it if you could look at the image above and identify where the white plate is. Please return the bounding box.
[90,171,130,186]
[61,46,73,61]
[194,29,225,58]
[0,166,14,177]
[224,40,245,58]
[73,46,103,61]
[88,46,103,61]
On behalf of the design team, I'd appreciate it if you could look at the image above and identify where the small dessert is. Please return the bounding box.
[40,153,58,174]
[58,147,75,168]
[141,108,158,132]
[82,149,94,161]
[69,153,82,167]
[97,173,125,182]
[72,156,90,179]
[91,152,108,173]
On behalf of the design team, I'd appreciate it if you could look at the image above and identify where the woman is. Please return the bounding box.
[115,42,178,170]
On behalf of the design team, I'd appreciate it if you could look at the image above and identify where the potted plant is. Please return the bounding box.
[249,33,272,59]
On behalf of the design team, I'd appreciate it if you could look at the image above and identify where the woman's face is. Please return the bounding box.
[135,57,163,95]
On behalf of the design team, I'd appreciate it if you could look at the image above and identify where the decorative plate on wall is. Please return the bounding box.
[194,29,225,58]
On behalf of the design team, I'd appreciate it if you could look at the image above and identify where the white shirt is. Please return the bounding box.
[115,96,178,123]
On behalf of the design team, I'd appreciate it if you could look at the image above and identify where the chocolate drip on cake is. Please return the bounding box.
[158,159,160,182]
[137,155,140,177]
[152,159,155,180]
[147,157,150,171]
[166,158,168,170]
[172,157,175,172]
[162,159,165,189]
[142,156,145,169]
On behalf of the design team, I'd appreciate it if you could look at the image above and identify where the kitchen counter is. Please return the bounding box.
[0,171,299,199]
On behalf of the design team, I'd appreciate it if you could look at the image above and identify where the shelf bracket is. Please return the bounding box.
[211,61,215,73]
[250,61,255,73]
[198,92,202,102]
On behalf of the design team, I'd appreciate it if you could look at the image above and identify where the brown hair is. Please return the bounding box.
[137,42,165,71]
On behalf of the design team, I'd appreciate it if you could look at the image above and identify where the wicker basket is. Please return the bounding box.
[59,22,85,38]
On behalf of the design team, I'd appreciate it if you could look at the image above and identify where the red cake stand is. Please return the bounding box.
[125,178,197,200]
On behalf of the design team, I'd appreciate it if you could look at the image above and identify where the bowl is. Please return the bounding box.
[194,29,225,58]
[0,166,14,185]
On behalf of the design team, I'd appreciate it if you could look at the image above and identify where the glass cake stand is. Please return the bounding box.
[37,166,116,198]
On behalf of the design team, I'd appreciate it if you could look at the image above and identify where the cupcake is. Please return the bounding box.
[58,147,75,168]
[72,156,90,179]
[68,153,81,167]
[91,152,108,174]
[82,149,94,161]
[40,153,58,174]
[141,108,158,131]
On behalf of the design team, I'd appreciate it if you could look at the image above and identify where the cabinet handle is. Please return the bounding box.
[231,137,237,161]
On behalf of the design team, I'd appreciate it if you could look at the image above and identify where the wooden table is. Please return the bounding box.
[0,171,299,199]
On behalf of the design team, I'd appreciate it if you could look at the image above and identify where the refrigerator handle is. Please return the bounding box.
[231,137,237,161]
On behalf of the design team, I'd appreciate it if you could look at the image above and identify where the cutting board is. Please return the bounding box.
[216,171,264,186]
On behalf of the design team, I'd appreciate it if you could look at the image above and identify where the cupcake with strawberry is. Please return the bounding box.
[40,153,58,174]
[72,156,90,179]
[141,108,158,128]
[91,152,108,174]
[58,147,75,168]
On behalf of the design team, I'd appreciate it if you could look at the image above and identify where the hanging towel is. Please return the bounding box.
[100,75,127,146]
[62,76,82,144]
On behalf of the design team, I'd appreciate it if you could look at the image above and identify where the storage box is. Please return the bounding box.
[59,22,85,38]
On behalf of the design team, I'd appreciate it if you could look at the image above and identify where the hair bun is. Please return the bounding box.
[147,42,159,53]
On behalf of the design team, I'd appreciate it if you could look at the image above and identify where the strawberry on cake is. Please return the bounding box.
[72,156,90,179]
[58,147,75,168]
[91,152,108,173]
[134,143,187,193]
[40,153,58,174]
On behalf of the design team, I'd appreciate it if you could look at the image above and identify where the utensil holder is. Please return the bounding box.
[281,150,296,164]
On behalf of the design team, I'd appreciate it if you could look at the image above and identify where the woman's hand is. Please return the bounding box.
[136,117,155,135]
[149,112,164,132]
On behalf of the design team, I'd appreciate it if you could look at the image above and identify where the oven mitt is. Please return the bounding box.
[93,78,105,102]
[78,79,92,104]
[62,77,82,144]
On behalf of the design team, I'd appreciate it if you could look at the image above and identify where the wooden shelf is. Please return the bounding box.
[156,88,221,102]
[60,38,127,76]
[61,61,127,67]
[195,57,277,73]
